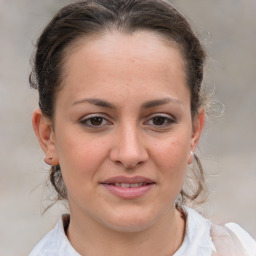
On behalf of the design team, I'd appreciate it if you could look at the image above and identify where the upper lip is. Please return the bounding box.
[101,176,155,184]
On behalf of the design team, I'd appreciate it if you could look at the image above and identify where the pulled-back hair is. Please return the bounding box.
[30,0,207,207]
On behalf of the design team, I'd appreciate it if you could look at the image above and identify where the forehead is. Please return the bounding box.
[58,30,188,105]
[62,30,185,77]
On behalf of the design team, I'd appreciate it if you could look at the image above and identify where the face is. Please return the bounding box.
[35,31,204,232]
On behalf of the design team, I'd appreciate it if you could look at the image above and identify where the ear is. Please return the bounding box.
[188,109,205,164]
[32,109,59,166]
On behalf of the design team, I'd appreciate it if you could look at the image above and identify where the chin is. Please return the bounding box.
[101,206,165,233]
[105,219,154,233]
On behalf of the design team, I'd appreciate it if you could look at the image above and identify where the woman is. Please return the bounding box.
[29,0,256,255]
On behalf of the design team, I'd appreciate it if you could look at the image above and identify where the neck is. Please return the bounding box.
[67,207,185,256]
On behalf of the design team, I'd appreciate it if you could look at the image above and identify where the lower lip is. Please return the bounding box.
[102,184,155,199]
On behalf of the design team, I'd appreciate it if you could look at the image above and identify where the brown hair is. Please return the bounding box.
[30,0,207,207]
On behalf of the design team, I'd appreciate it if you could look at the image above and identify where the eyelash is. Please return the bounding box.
[80,114,112,128]
[144,114,175,128]
[79,113,175,129]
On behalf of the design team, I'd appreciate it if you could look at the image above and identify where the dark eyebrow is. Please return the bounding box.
[141,97,182,109]
[72,97,182,109]
[72,98,115,109]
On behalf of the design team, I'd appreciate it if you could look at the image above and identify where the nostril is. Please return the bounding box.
[123,160,145,169]
[113,159,144,169]
[109,137,149,168]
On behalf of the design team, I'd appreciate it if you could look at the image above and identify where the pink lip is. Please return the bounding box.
[102,176,155,184]
[100,176,155,199]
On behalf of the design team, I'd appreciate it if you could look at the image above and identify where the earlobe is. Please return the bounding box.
[188,151,194,165]
[32,109,59,165]
[190,109,205,152]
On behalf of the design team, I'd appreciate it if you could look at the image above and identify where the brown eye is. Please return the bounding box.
[90,117,104,126]
[80,115,110,128]
[145,114,175,128]
[152,116,166,126]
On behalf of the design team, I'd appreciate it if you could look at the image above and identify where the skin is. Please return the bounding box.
[33,31,205,256]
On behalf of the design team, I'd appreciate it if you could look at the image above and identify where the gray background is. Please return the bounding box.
[0,0,255,255]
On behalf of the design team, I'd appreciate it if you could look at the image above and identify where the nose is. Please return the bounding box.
[109,124,149,169]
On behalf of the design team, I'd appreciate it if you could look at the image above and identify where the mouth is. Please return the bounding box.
[107,182,153,188]
[100,176,156,199]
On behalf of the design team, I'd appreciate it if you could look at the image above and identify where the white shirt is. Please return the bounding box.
[29,207,256,256]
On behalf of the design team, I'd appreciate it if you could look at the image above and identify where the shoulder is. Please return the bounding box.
[29,227,58,256]
[211,222,256,256]
[177,206,216,255]
[225,222,256,252]
[181,207,256,256]
[29,214,80,256]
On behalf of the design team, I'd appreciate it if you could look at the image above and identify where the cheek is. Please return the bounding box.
[55,131,109,184]
[154,137,190,197]
[154,135,191,170]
